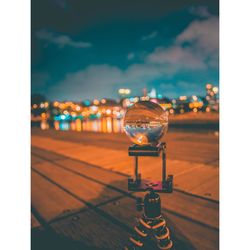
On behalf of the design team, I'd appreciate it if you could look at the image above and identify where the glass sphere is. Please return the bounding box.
[123,101,168,145]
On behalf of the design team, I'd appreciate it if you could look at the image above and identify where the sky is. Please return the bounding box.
[31,0,219,101]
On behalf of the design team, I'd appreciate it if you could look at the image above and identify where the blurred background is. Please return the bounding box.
[31,83,219,133]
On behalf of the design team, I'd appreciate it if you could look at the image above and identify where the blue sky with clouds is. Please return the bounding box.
[32,0,219,101]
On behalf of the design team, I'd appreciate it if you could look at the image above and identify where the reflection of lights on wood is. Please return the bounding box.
[82,121,86,131]
[71,122,76,131]
[102,118,107,133]
[55,118,125,134]
[121,119,125,132]
[54,121,60,130]
[40,121,49,130]
[113,119,120,133]
[97,119,102,132]
[92,120,98,132]
[107,117,112,133]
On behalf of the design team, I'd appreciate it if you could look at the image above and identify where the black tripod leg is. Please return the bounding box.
[124,217,150,250]
[152,217,173,250]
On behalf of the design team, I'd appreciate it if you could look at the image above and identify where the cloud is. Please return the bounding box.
[47,15,218,100]
[176,16,219,54]
[48,62,177,100]
[127,52,135,60]
[54,0,68,10]
[177,16,219,67]
[147,15,219,69]
[189,6,211,18]
[36,30,92,48]
[49,65,123,100]
[141,31,158,41]
[160,80,208,97]
[32,72,50,93]
[147,46,206,69]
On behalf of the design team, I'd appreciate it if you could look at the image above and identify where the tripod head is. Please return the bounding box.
[136,189,162,219]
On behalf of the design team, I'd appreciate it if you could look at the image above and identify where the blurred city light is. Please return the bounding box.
[31,83,219,131]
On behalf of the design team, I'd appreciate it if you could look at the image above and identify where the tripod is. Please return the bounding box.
[125,189,173,250]
[125,142,174,250]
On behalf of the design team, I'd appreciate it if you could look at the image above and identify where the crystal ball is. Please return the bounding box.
[123,101,168,145]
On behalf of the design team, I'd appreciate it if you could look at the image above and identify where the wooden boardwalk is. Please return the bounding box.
[31,129,219,250]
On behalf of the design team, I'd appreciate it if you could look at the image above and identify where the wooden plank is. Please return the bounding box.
[32,147,66,162]
[31,136,79,151]
[190,175,219,200]
[174,166,218,194]
[160,192,219,229]
[31,155,44,165]
[31,133,219,249]
[35,155,218,229]
[31,213,41,229]
[32,161,123,207]
[32,171,83,221]
[49,195,217,250]
[32,129,219,166]
[44,158,129,191]
[55,145,134,173]
[58,143,219,200]
[31,136,219,200]
[100,197,218,250]
[51,209,130,249]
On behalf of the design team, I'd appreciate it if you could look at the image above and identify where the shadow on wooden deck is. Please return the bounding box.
[31,178,196,250]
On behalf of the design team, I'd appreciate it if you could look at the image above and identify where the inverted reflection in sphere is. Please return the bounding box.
[124,101,168,145]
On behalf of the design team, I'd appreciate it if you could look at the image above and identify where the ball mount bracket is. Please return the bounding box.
[127,142,173,193]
